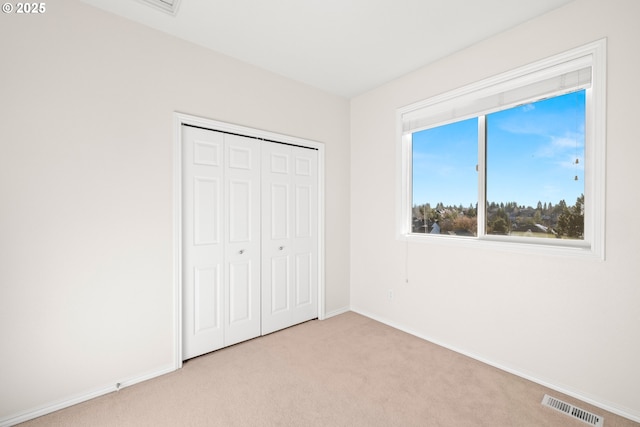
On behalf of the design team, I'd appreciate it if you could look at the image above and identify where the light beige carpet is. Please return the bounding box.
[20,312,639,426]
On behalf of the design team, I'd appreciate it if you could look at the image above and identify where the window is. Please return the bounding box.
[398,40,606,259]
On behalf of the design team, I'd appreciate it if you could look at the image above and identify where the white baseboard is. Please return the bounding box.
[1,364,176,427]
[6,309,638,425]
[350,306,640,424]
[323,306,350,319]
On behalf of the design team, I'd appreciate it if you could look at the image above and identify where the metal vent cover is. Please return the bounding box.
[137,0,181,15]
[542,394,604,427]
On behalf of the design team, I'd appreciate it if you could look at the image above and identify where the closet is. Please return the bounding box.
[181,124,319,360]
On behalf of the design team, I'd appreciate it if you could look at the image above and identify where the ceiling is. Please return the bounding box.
[80,0,575,98]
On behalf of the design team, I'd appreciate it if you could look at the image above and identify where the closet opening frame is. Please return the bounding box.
[172,112,326,370]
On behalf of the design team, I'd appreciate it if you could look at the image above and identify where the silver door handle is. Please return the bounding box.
[279,246,284,251]
[239,249,245,255]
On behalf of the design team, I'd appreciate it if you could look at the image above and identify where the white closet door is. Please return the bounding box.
[262,143,318,335]
[223,134,261,346]
[182,123,319,358]
[182,126,225,359]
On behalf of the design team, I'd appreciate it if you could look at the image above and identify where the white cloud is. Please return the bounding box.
[534,131,584,158]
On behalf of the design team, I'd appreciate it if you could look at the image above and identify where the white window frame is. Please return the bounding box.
[397,39,606,260]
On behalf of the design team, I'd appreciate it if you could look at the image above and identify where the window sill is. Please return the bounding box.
[401,232,602,260]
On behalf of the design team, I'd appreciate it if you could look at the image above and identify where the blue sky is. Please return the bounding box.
[412,90,585,209]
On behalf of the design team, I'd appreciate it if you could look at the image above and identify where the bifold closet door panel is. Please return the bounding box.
[182,126,225,359]
[261,143,318,335]
[289,145,318,326]
[223,134,261,347]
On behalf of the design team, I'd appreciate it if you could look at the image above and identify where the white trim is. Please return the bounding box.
[173,113,326,151]
[324,306,351,319]
[172,115,184,370]
[397,39,606,260]
[317,147,327,320]
[399,42,599,133]
[0,364,175,427]
[350,307,640,424]
[172,112,327,361]
[586,39,607,261]
[396,131,412,237]
[477,116,487,237]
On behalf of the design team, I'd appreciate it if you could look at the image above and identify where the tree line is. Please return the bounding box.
[412,194,584,239]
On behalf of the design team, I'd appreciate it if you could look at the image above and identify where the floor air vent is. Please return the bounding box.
[541,394,603,427]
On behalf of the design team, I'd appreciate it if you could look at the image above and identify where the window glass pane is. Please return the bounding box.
[485,90,585,239]
[412,118,478,235]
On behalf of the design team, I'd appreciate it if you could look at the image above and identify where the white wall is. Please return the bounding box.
[0,0,350,422]
[351,0,640,421]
